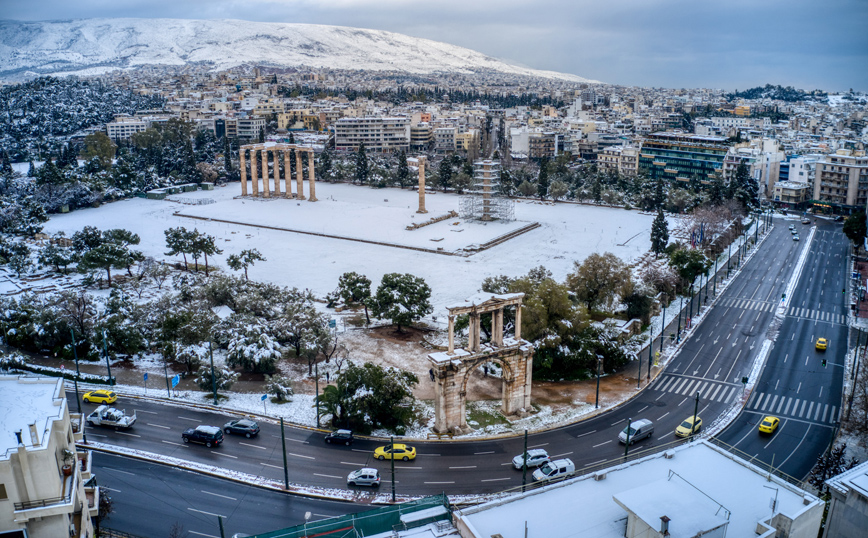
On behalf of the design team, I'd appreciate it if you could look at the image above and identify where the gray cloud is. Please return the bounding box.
[3,0,865,90]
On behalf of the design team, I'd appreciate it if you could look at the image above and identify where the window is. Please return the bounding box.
[0,483,6,500]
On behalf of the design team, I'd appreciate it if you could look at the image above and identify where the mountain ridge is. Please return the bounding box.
[0,18,598,83]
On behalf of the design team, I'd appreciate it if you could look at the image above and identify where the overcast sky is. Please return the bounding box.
[4,0,866,91]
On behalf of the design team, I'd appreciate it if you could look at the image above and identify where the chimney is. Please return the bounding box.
[28,423,39,446]
[14,430,23,445]
[660,516,671,536]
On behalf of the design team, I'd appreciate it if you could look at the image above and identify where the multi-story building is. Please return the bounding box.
[334,117,410,153]
[434,126,457,153]
[812,149,868,212]
[105,116,148,141]
[772,181,811,207]
[0,376,97,538]
[236,117,267,140]
[598,145,642,176]
[638,132,730,185]
[528,132,558,160]
[410,123,433,151]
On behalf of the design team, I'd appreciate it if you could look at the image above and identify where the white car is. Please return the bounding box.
[512,448,550,470]
[347,468,380,487]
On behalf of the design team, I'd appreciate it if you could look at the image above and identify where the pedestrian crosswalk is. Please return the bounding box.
[746,391,839,424]
[717,297,846,324]
[651,375,741,404]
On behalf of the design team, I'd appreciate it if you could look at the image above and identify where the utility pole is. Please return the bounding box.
[315,359,320,428]
[624,418,632,458]
[677,296,684,343]
[595,357,602,409]
[70,330,86,444]
[280,418,289,489]
[691,391,700,440]
[390,436,396,503]
[522,429,529,489]
[209,341,218,405]
[102,331,113,385]
[653,304,666,381]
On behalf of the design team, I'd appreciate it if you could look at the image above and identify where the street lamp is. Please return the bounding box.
[102,331,113,385]
[595,356,602,409]
[70,330,87,444]
[677,295,684,342]
[209,341,218,406]
[652,296,667,382]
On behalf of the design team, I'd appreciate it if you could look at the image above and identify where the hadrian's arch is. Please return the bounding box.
[428,293,533,435]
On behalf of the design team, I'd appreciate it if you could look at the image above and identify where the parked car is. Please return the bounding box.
[373,443,416,461]
[182,425,224,447]
[532,458,575,482]
[223,419,260,438]
[83,390,117,404]
[512,448,550,470]
[347,468,381,487]
[325,429,354,445]
[675,416,702,438]
[758,416,780,434]
[618,419,654,445]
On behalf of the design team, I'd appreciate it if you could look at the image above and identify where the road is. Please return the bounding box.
[716,220,849,479]
[74,219,847,500]
[95,452,365,538]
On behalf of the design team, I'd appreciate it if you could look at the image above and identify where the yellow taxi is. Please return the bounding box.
[674,415,702,438]
[83,390,117,404]
[373,443,416,461]
[758,416,780,434]
[815,338,828,351]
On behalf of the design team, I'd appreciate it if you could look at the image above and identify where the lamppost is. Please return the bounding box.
[595,356,602,409]
[314,358,321,428]
[209,341,218,406]
[676,295,684,343]
[70,330,87,444]
[688,283,695,323]
[652,296,667,381]
[102,330,113,385]
[690,391,700,440]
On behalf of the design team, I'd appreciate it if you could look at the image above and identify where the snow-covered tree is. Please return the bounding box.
[370,273,433,332]
[226,320,282,373]
[195,363,238,392]
[265,374,294,401]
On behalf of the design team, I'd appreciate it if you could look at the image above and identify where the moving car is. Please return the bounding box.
[223,419,260,438]
[618,419,654,445]
[758,416,780,434]
[347,468,381,487]
[325,429,354,445]
[532,458,575,482]
[675,416,702,438]
[816,338,828,351]
[86,405,137,430]
[512,448,550,470]
[373,443,416,461]
[83,390,117,404]
[793,235,800,241]
[182,425,224,447]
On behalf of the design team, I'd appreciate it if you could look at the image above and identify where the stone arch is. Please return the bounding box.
[428,293,533,435]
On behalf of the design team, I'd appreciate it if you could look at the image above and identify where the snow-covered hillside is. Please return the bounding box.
[0,18,596,83]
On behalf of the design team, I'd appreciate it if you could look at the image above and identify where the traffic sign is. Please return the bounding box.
[143,372,148,381]
[329,319,336,328]
[261,394,268,401]
[171,374,180,388]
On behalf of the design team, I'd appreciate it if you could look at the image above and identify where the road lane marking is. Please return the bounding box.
[216,453,238,459]
[313,473,342,479]
[474,451,494,455]
[778,424,813,468]
[188,532,219,538]
[103,486,122,493]
[147,423,171,429]
[271,436,308,444]
[481,477,511,482]
[239,442,266,450]
[528,443,549,448]
[576,430,596,438]
[261,463,282,469]
[417,453,441,456]
[116,431,140,437]
[104,467,135,476]
[288,453,315,460]
[657,412,669,420]
[202,490,237,501]
[424,481,455,484]
[351,449,370,453]
[161,440,187,447]
[449,466,477,469]
[592,440,611,448]
[136,410,158,414]
[188,508,225,518]
[551,452,573,458]
[584,459,607,467]
[178,416,200,421]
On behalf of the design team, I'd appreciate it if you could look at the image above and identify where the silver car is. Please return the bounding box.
[512,448,550,470]
[347,468,381,487]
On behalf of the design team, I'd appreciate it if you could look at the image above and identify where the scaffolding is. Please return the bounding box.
[459,159,515,222]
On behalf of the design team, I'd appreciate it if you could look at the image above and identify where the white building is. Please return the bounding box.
[823,459,868,538]
[105,116,148,141]
[453,440,822,538]
[334,117,410,153]
[0,376,97,538]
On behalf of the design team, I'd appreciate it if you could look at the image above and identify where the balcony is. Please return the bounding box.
[14,466,77,518]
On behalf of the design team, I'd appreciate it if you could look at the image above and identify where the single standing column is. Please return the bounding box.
[307,150,318,201]
[493,309,503,346]
[251,149,259,196]
[417,157,428,213]
[295,149,305,200]
[515,305,522,341]
[447,315,455,355]
[469,312,481,352]
[273,149,281,196]
[261,148,270,197]
[240,148,248,196]
[283,150,293,198]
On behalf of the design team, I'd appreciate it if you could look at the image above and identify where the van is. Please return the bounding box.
[618,419,654,445]
[532,458,575,482]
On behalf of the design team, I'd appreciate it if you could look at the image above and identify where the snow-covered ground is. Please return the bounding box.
[40,181,657,316]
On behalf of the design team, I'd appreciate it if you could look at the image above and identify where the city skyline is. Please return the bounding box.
[3,0,866,92]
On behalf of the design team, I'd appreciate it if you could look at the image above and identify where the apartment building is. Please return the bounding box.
[236,117,267,140]
[638,132,730,185]
[813,149,868,211]
[773,181,811,206]
[434,126,457,153]
[598,145,641,176]
[528,132,558,160]
[334,117,410,153]
[0,376,97,538]
[105,116,148,141]
[410,123,433,151]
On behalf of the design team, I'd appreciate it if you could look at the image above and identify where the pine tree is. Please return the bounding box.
[537,158,549,200]
[223,136,232,173]
[355,143,368,184]
[396,150,409,188]
[650,208,669,258]
[318,147,332,179]
[733,162,758,209]
[289,132,295,144]
[438,158,452,190]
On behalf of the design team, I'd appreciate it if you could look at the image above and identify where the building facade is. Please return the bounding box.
[334,117,410,152]
[812,150,868,212]
[638,132,730,185]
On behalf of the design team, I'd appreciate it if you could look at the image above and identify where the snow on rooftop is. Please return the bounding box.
[0,376,65,458]
[613,478,728,536]
[455,441,821,538]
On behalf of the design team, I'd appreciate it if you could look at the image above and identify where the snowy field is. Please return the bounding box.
[40,181,656,316]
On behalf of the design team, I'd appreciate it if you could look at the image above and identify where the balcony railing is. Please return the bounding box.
[14,490,72,511]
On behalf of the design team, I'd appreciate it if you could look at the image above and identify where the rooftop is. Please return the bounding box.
[0,376,66,458]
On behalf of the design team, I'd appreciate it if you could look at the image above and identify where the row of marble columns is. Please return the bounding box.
[239,144,317,201]
[446,306,522,355]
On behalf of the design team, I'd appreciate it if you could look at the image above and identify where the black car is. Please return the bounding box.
[223,419,260,438]
[182,425,224,447]
[324,429,354,445]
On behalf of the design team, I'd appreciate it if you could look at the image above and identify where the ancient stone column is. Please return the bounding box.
[283,148,293,198]
[272,149,281,196]
[447,315,455,355]
[493,309,504,347]
[295,148,305,200]
[417,157,428,214]
[469,312,480,352]
[240,148,248,196]
[307,150,318,201]
[515,305,522,341]
[261,148,270,197]
[251,149,259,196]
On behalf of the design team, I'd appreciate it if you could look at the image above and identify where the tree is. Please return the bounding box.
[650,207,669,257]
[518,179,536,197]
[355,142,368,184]
[195,363,238,392]
[164,227,194,271]
[843,213,867,247]
[73,228,143,287]
[320,362,418,434]
[317,147,332,179]
[226,249,266,281]
[808,443,858,495]
[733,162,758,210]
[437,158,453,191]
[265,374,294,401]
[223,135,233,173]
[226,321,282,373]
[337,272,372,323]
[549,179,568,201]
[396,150,410,188]
[77,242,133,287]
[192,231,223,276]
[81,132,116,171]
[566,252,631,312]
[370,273,433,332]
[38,241,77,274]
[669,248,711,288]
[537,158,549,200]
